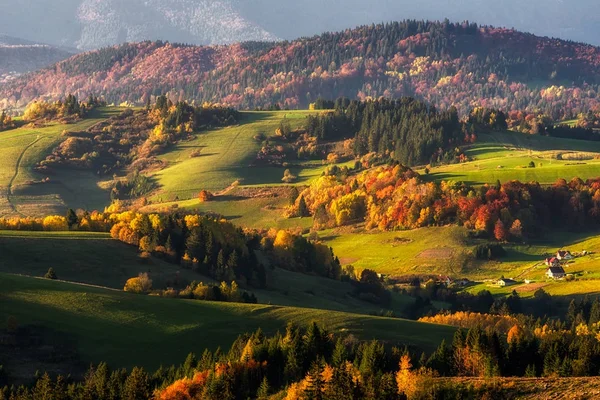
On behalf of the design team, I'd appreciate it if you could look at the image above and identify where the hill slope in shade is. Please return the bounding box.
[0,35,73,79]
[1,21,599,116]
[0,273,455,370]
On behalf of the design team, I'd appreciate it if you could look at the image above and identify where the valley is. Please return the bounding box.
[2,16,600,399]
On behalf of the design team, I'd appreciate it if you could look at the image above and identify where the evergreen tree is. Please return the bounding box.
[589,298,600,325]
[66,208,78,229]
[288,187,299,205]
[32,373,53,400]
[122,367,150,400]
[304,360,325,400]
[298,195,310,217]
[256,377,270,399]
[332,338,348,367]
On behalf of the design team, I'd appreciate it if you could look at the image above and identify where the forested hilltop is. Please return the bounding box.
[1,20,600,116]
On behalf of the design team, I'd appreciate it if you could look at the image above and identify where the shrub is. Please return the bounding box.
[44,268,57,280]
[124,273,153,294]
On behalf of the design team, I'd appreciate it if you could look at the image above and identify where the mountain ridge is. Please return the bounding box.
[0,0,599,50]
[1,20,599,117]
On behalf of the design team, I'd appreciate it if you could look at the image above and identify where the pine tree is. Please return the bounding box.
[257,377,270,399]
[298,195,310,217]
[32,372,53,400]
[332,338,348,367]
[122,367,150,400]
[589,298,600,324]
[66,208,78,229]
[304,360,325,400]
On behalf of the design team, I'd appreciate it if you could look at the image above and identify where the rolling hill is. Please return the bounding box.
[1,21,599,115]
[0,35,73,79]
[1,0,599,50]
[0,273,455,371]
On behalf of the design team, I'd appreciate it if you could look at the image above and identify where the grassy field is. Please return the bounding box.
[320,225,471,276]
[420,131,600,185]
[149,111,335,202]
[0,230,417,317]
[0,108,122,217]
[0,230,200,289]
[0,273,455,370]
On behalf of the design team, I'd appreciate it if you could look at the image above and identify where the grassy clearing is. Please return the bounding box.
[0,273,455,369]
[149,111,342,201]
[420,131,600,185]
[142,187,314,230]
[320,225,470,276]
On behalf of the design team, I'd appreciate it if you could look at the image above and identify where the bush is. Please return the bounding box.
[124,273,153,294]
[44,268,57,280]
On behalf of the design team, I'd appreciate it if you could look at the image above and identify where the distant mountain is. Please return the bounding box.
[0,0,599,50]
[0,35,74,79]
[1,21,599,118]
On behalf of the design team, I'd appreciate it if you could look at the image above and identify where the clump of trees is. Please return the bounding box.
[23,95,104,122]
[37,96,239,179]
[0,111,15,131]
[288,163,600,240]
[124,272,153,293]
[304,97,464,166]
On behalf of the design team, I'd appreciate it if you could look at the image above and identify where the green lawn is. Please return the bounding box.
[0,273,455,370]
[420,131,600,185]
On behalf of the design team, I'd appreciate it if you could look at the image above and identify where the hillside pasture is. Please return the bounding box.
[422,131,600,185]
[0,108,122,217]
[149,111,343,202]
[0,273,455,370]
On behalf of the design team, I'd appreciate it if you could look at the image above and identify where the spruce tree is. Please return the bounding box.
[298,195,310,217]
[122,367,150,400]
[589,298,600,324]
[66,208,78,230]
[256,377,270,399]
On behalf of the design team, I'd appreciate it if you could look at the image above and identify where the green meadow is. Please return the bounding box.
[420,131,600,185]
[0,273,455,370]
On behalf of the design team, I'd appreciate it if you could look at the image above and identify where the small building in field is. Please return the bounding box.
[556,250,573,260]
[545,257,560,267]
[497,278,517,287]
[546,266,566,279]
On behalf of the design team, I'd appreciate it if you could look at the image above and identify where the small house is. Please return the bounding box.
[556,250,573,260]
[497,278,517,287]
[545,257,559,267]
[546,266,566,279]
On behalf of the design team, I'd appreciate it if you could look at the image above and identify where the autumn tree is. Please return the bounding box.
[509,219,523,240]
[198,190,214,202]
[494,219,508,242]
[282,169,297,183]
[124,273,153,294]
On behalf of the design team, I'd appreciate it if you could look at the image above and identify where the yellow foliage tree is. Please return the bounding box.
[124,273,152,294]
